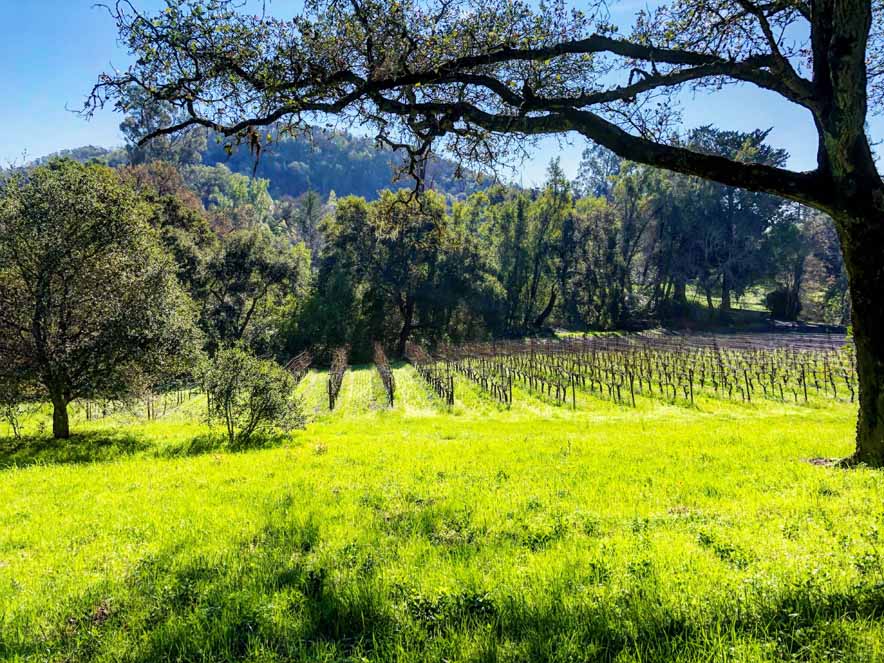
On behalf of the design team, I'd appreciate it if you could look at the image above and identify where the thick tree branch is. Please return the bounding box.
[370,93,823,205]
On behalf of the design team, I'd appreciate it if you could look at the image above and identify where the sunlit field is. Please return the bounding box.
[3,0,884,660]
[1,352,882,662]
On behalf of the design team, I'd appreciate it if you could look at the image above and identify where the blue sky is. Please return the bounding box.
[2,1,881,185]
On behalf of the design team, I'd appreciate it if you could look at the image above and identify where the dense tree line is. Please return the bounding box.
[125,124,852,361]
[0,126,848,437]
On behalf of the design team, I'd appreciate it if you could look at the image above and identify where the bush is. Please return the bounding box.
[200,347,304,448]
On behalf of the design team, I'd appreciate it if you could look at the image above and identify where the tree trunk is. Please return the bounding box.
[720,272,732,318]
[50,390,70,439]
[786,256,805,321]
[836,198,884,465]
[668,278,688,317]
[533,290,557,329]
[807,0,881,464]
[524,255,543,329]
[673,278,687,306]
[396,296,415,357]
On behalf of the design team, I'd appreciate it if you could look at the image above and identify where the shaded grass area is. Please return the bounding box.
[1,366,883,661]
[0,392,296,468]
[0,430,153,467]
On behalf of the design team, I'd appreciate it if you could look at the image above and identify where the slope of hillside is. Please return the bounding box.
[26,128,492,201]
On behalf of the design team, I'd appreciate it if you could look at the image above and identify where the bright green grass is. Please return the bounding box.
[1,366,882,662]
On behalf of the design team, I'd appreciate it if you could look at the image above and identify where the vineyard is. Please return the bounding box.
[47,333,855,428]
[279,332,854,419]
[402,332,855,410]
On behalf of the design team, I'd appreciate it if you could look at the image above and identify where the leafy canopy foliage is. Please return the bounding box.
[87,0,883,205]
[299,188,489,358]
[201,228,310,353]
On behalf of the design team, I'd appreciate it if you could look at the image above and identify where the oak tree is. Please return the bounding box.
[0,160,201,438]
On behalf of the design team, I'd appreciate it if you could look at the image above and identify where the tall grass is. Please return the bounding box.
[0,366,881,661]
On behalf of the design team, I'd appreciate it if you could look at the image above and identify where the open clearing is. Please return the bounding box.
[1,362,882,662]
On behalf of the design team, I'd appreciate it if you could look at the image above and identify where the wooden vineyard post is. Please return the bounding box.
[327,346,349,411]
[373,342,395,407]
[801,365,808,403]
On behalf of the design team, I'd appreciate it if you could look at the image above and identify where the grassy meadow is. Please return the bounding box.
[1,364,883,662]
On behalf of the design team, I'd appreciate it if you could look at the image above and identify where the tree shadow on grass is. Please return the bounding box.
[0,429,296,469]
[155,430,295,459]
[0,431,153,469]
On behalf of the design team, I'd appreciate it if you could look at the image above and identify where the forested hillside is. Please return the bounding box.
[30,126,488,201]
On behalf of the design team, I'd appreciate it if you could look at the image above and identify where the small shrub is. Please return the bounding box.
[0,378,39,440]
[200,347,304,448]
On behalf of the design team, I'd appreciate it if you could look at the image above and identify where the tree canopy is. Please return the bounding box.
[0,159,202,438]
[87,0,882,208]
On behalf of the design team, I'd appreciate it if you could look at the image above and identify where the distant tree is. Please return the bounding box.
[306,190,477,357]
[182,164,275,231]
[760,207,850,323]
[0,160,202,439]
[569,195,632,329]
[800,212,850,324]
[575,144,621,200]
[524,160,572,330]
[274,190,327,253]
[122,161,218,296]
[684,128,791,318]
[494,195,531,333]
[295,196,372,357]
[201,228,310,353]
[639,168,697,316]
[465,166,574,336]
[122,161,205,210]
[764,206,812,321]
[374,190,454,354]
